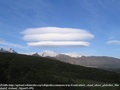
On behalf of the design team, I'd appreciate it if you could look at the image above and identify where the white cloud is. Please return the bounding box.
[107,40,120,45]
[23,33,93,41]
[27,41,90,47]
[22,27,94,47]
[0,40,26,49]
[4,42,26,49]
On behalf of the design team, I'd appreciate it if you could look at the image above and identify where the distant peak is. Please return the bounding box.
[43,50,53,52]
[63,53,82,58]
[0,48,17,53]
[39,50,59,57]
[32,50,84,58]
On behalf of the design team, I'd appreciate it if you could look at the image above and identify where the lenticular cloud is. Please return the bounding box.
[22,27,94,47]
[107,40,120,45]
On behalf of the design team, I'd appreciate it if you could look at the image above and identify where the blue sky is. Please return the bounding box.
[0,0,120,58]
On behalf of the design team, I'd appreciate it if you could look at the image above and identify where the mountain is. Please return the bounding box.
[0,52,120,90]
[34,50,82,58]
[56,55,120,71]
[33,50,120,71]
[63,53,82,58]
[0,48,17,53]
[38,50,59,57]
[56,55,120,66]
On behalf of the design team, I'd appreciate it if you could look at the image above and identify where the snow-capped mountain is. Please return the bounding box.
[63,53,82,58]
[33,50,82,58]
[38,50,60,57]
[0,48,17,53]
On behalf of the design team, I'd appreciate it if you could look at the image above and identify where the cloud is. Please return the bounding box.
[22,27,94,47]
[3,42,26,49]
[107,40,120,45]
[0,40,26,49]
[27,41,90,47]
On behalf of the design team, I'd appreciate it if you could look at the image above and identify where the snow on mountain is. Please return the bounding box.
[38,50,60,57]
[0,48,17,53]
[63,53,82,58]
[35,50,82,58]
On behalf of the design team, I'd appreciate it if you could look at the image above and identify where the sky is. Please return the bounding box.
[0,0,120,58]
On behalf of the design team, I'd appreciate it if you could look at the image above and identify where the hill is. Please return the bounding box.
[0,52,120,90]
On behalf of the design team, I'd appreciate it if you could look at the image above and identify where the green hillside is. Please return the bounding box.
[0,52,120,90]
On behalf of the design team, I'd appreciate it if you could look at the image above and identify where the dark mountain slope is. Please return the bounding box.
[0,52,120,90]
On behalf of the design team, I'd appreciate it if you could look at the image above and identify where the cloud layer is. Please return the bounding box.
[0,39,26,49]
[22,27,94,47]
[27,41,90,47]
[107,40,120,45]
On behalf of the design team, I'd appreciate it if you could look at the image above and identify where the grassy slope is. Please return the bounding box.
[0,52,120,90]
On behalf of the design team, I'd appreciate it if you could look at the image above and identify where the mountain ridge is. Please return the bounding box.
[34,50,82,58]
[1,48,120,72]
[32,50,120,71]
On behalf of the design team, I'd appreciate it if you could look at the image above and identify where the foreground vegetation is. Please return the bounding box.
[0,52,120,90]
